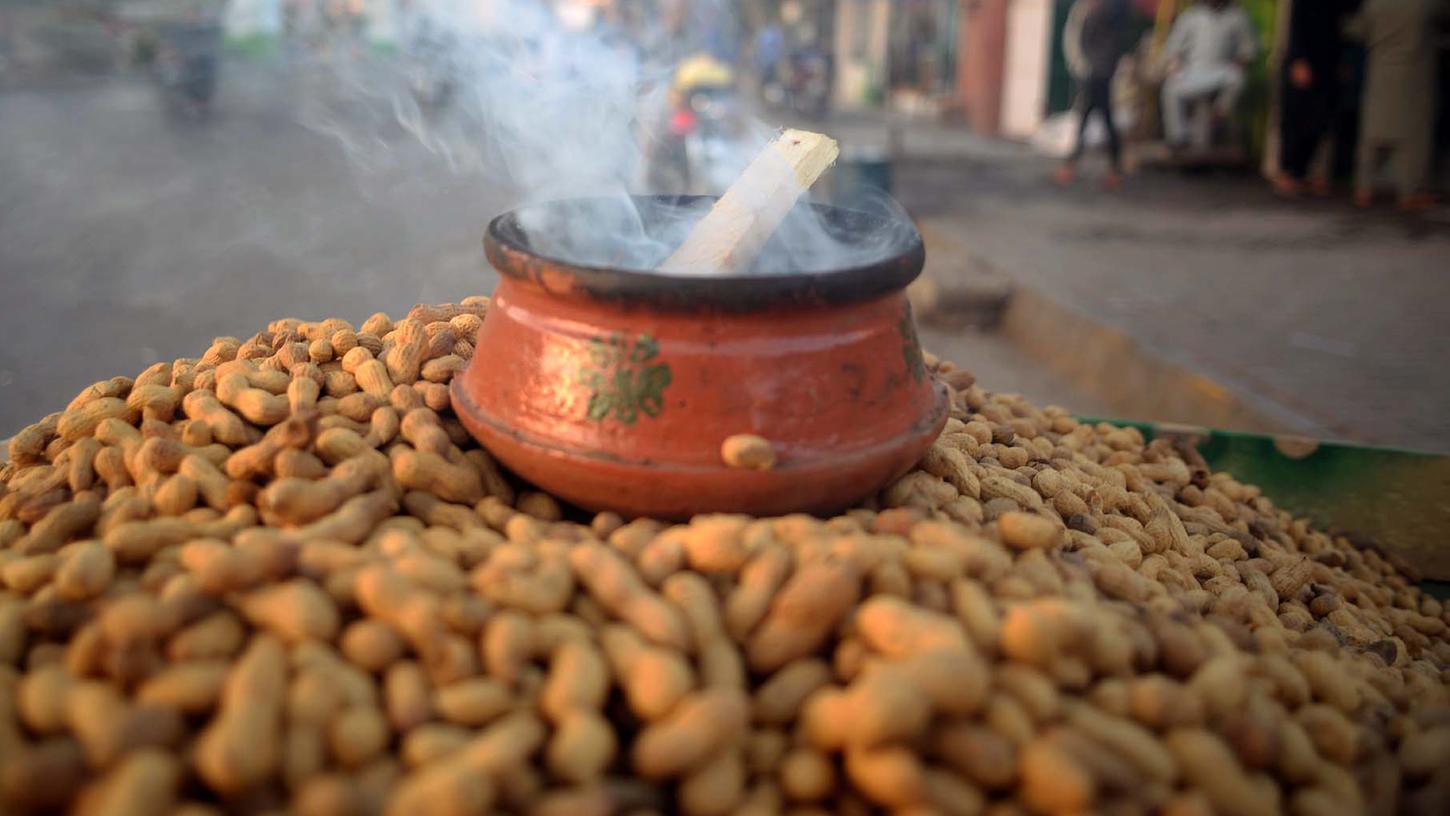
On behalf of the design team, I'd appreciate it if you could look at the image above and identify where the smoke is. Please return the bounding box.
[297,0,915,276]
[505,191,915,277]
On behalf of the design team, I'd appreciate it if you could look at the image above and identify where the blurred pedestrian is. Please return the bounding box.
[753,19,784,92]
[1349,0,1448,210]
[1327,20,1368,184]
[1055,0,1134,190]
[1160,0,1259,150]
[1274,0,1355,197]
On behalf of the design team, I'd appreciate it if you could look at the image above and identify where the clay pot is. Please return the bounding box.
[451,196,949,519]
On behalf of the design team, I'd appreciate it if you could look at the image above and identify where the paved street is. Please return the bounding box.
[0,58,514,436]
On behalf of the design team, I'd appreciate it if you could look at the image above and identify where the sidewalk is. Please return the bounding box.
[812,113,1450,452]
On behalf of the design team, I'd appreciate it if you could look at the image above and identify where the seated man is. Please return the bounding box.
[1160,0,1259,149]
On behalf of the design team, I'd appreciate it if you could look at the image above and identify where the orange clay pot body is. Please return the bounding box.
[452,198,949,519]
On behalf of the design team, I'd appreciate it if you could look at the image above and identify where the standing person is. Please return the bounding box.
[1328,14,1369,184]
[753,19,784,99]
[1160,0,1259,150]
[1055,0,1134,190]
[1350,0,1447,210]
[1275,0,1354,196]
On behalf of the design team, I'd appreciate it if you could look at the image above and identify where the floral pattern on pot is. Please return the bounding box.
[578,332,674,425]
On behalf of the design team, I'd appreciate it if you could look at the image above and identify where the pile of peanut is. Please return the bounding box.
[2,299,1447,816]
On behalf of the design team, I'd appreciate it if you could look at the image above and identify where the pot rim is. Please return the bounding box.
[484,195,925,313]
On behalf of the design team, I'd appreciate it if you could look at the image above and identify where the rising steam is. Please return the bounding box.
[298,0,915,275]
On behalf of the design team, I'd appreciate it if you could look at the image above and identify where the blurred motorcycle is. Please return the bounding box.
[647,54,744,194]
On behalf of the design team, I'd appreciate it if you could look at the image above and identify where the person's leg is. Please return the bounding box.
[1099,78,1123,187]
[1279,87,1314,181]
[1191,94,1215,150]
[1057,82,1097,185]
[1355,136,1381,207]
[1396,129,1435,209]
[1331,102,1360,182]
[1278,82,1335,194]
[1103,109,1123,171]
[1213,67,1246,117]
[1161,74,1188,146]
[1069,90,1096,164]
[1304,84,1337,194]
[1202,68,1245,149]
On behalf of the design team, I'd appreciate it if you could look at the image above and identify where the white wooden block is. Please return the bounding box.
[660,129,839,276]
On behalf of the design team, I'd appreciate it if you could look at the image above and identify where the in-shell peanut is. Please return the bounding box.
[721,434,776,471]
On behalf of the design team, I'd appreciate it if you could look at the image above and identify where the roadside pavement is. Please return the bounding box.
[811,113,1450,453]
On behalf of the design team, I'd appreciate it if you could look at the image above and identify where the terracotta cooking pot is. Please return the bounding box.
[451,196,949,519]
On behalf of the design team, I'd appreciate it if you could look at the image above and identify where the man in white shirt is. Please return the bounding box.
[1160,0,1259,148]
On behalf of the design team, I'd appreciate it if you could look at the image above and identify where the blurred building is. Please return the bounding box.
[831,0,1056,124]
[833,0,957,114]
[828,0,1293,155]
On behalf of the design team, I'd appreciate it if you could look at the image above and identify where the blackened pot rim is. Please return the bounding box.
[484,195,925,313]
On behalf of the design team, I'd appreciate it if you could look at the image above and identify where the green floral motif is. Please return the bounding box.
[578,333,673,424]
[898,308,926,383]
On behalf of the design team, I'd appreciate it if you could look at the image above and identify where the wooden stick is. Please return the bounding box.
[659,128,839,276]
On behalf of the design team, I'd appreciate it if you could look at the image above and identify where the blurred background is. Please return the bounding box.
[1,0,1448,453]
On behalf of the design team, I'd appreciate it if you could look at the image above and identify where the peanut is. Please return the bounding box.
[341,619,406,672]
[934,722,1017,791]
[239,580,340,643]
[721,434,776,470]
[680,747,746,816]
[546,708,617,783]
[1167,729,1280,816]
[1019,737,1096,815]
[181,391,252,447]
[845,744,929,808]
[841,665,932,746]
[571,544,691,651]
[434,678,512,726]
[137,660,230,713]
[59,397,136,442]
[384,661,433,733]
[53,540,115,600]
[193,635,287,794]
[746,559,860,672]
[633,688,749,778]
[855,595,969,658]
[540,638,609,720]
[392,446,483,505]
[329,705,390,768]
[217,373,290,426]
[997,511,1061,550]
[89,749,182,816]
[754,658,831,725]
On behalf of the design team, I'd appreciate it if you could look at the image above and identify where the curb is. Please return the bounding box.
[998,286,1305,434]
[915,221,1332,437]
[911,224,1012,330]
